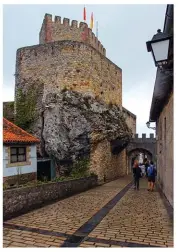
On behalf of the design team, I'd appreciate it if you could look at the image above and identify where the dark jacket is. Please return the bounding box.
[133,166,142,179]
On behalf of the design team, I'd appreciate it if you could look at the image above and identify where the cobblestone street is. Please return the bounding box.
[3,176,173,248]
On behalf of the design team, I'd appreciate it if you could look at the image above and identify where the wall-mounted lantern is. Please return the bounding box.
[146,121,156,131]
[146,29,172,68]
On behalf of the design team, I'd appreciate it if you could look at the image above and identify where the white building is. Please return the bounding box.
[3,118,40,186]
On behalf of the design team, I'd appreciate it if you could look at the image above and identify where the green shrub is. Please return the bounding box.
[70,157,90,177]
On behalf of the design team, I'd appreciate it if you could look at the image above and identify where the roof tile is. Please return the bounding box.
[3,118,40,144]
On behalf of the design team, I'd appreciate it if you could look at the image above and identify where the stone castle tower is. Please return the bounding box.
[14,14,135,181]
[15,14,122,109]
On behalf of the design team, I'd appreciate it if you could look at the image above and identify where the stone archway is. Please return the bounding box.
[126,134,156,175]
[127,148,153,174]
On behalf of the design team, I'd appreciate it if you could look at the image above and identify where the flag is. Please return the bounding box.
[90,12,93,29]
[83,6,86,21]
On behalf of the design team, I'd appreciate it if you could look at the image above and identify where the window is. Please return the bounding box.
[10,147,26,163]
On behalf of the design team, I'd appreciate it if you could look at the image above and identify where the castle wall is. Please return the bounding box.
[15,40,122,108]
[122,107,136,136]
[39,14,106,56]
[14,14,128,181]
[90,139,127,183]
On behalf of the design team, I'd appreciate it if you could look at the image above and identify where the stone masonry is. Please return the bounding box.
[15,42,122,108]
[156,92,173,207]
[3,175,97,220]
[14,13,135,181]
[126,133,156,174]
[122,107,136,136]
[39,14,106,56]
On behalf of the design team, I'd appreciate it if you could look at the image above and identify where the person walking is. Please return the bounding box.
[144,160,149,177]
[147,161,157,191]
[133,160,142,190]
[140,163,145,177]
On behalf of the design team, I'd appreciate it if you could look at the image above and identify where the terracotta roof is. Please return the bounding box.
[3,118,40,144]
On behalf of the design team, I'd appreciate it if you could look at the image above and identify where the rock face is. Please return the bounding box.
[41,90,132,166]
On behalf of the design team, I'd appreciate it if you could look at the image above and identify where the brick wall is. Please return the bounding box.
[156,92,173,207]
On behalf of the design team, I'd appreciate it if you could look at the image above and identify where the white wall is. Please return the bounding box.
[3,145,37,177]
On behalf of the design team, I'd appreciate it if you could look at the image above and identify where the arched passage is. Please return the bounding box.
[127,148,153,174]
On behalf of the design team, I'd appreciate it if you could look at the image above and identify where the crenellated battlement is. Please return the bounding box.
[127,133,156,157]
[133,133,155,140]
[39,13,106,56]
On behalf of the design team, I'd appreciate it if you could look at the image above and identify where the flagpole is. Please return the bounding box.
[96,21,98,38]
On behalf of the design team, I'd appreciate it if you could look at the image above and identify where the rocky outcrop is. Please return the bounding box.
[41,90,132,164]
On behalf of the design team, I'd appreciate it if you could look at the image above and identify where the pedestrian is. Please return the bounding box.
[140,163,145,177]
[133,160,142,190]
[147,161,157,191]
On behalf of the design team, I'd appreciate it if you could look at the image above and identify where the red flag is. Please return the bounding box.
[83,7,86,21]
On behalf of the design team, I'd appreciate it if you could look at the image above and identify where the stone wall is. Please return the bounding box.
[119,149,127,175]
[39,14,106,56]
[90,139,127,183]
[156,92,173,207]
[3,175,98,220]
[3,172,37,186]
[126,133,156,158]
[15,40,122,109]
[122,107,136,136]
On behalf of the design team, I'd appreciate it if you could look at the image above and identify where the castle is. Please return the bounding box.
[15,14,122,108]
[14,14,137,181]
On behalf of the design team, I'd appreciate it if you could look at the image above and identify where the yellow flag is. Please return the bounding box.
[90,12,93,29]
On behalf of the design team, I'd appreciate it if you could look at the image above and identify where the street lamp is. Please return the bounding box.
[146,121,156,130]
[146,29,172,68]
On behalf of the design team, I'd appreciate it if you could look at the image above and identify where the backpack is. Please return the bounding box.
[148,165,155,176]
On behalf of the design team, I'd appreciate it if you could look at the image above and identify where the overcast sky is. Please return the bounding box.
[3,4,166,135]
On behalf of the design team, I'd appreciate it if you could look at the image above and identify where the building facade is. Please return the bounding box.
[148,5,173,207]
[3,118,40,186]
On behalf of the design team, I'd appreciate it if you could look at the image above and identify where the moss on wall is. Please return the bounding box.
[15,83,43,130]
[3,102,14,122]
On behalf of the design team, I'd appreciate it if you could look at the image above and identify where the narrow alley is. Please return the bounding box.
[3,176,173,248]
